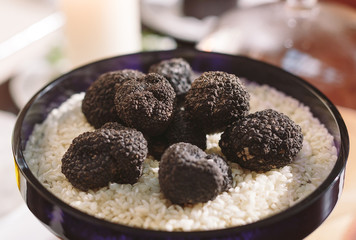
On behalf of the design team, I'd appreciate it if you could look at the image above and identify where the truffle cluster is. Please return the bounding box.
[185,71,250,134]
[219,109,304,172]
[159,143,232,205]
[82,70,145,128]
[67,58,303,205]
[61,124,148,191]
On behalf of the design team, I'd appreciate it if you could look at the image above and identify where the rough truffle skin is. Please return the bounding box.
[147,108,207,160]
[61,131,116,191]
[149,58,193,96]
[165,108,207,150]
[219,109,303,172]
[208,154,233,192]
[184,71,250,134]
[115,73,176,136]
[61,128,148,191]
[100,121,131,131]
[159,143,232,205]
[110,128,148,184]
[82,70,145,128]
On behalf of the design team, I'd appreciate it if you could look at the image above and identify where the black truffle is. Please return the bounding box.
[110,128,148,185]
[147,108,207,159]
[165,108,207,150]
[147,134,170,160]
[61,128,148,191]
[149,58,193,96]
[208,154,233,192]
[100,121,131,131]
[115,73,176,136]
[219,109,303,172]
[184,71,250,134]
[100,122,150,172]
[159,142,232,205]
[82,70,145,128]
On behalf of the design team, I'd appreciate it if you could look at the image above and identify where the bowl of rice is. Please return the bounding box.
[12,49,349,240]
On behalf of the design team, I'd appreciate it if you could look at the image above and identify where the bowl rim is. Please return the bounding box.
[12,49,349,238]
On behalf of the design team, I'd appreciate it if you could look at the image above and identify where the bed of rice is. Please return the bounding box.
[24,82,337,231]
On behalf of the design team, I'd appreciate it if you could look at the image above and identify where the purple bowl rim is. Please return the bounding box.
[12,49,349,238]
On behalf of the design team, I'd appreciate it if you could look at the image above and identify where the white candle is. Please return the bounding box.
[59,0,141,68]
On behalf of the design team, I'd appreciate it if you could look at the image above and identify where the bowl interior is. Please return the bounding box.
[12,49,349,240]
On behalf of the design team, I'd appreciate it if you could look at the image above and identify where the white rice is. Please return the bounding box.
[24,82,337,231]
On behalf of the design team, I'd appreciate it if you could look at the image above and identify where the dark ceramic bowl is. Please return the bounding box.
[12,49,349,240]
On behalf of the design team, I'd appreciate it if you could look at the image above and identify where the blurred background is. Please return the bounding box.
[0,0,355,239]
